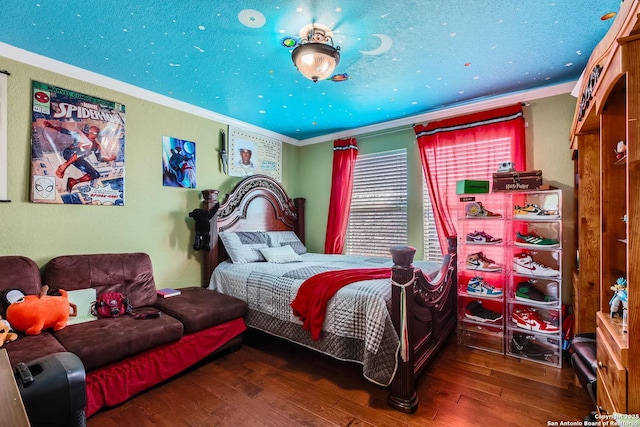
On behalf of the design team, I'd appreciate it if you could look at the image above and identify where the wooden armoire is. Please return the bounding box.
[571,0,640,418]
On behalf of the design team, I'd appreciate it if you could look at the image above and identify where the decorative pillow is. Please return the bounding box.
[264,231,307,254]
[259,245,303,263]
[219,231,268,263]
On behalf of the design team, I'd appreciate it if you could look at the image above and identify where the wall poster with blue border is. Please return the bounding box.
[30,81,125,205]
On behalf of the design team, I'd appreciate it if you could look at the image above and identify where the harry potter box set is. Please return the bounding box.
[492,170,543,192]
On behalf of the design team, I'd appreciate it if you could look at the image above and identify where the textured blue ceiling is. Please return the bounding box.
[1,1,621,140]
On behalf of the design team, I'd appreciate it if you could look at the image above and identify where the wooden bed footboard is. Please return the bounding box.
[388,237,457,413]
[192,175,457,413]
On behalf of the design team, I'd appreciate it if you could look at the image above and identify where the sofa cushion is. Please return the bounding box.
[154,287,248,334]
[3,332,67,370]
[43,253,157,308]
[0,256,43,318]
[52,310,184,372]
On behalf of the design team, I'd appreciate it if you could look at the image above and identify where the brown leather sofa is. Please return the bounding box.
[570,332,597,405]
[0,253,247,417]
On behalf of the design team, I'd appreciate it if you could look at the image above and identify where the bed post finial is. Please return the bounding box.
[388,245,419,413]
[202,189,219,208]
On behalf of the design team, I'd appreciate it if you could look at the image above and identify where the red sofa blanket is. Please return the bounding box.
[290,268,391,340]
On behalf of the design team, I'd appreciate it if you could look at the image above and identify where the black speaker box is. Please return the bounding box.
[15,352,86,427]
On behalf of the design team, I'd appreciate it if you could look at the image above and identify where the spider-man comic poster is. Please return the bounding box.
[30,81,125,205]
[162,136,196,188]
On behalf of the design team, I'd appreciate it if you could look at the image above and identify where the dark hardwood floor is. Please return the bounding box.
[87,331,593,427]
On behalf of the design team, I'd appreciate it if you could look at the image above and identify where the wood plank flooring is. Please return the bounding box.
[87,331,593,427]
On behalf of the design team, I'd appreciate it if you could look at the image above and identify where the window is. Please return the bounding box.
[345,149,408,257]
[422,136,512,261]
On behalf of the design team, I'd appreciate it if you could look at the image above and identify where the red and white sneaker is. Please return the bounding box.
[512,307,560,334]
[513,253,559,277]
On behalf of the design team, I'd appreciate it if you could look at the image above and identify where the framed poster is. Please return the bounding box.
[30,81,125,205]
[228,126,282,181]
[162,136,196,188]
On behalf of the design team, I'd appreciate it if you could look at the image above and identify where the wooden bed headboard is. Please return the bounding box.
[198,174,306,285]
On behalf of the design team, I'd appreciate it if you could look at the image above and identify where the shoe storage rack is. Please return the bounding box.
[456,189,563,366]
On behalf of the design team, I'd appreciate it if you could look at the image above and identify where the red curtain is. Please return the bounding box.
[414,104,526,254]
[325,138,358,254]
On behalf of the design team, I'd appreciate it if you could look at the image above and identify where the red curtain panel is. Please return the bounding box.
[324,138,358,254]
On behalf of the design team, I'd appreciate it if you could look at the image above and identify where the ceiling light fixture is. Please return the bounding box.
[291,24,341,83]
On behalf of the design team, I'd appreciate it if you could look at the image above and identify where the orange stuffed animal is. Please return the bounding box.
[6,285,76,335]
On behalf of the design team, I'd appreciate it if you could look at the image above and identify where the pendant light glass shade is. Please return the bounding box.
[292,43,341,82]
[291,25,341,82]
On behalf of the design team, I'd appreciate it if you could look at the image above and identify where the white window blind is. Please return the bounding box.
[345,149,408,257]
[422,137,512,261]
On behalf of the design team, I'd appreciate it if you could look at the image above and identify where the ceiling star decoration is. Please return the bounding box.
[238,9,265,28]
[359,34,393,56]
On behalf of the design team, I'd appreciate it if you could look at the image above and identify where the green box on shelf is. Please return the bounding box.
[456,180,490,194]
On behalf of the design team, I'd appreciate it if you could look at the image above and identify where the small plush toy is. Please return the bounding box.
[0,315,18,347]
[6,285,75,335]
[610,277,628,318]
[189,202,219,251]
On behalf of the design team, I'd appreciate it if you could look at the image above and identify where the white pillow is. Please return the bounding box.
[259,245,303,263]
[66,288,98,325]
[219,231,268,263]
[264,231,307,254]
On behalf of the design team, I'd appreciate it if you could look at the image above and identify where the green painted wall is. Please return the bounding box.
[0,56,299,288]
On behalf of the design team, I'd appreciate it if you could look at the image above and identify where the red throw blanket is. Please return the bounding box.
[290,268,391,340]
